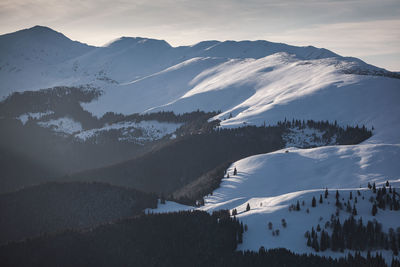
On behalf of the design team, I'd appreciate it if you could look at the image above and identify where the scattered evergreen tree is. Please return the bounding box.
[281,219,287,228]
[352,204,357,216]
[312,196,317,207]
[232,209,237,216]
[296,201,301,211]
[372,203,378,216]
[233,167,237,176]
[246,203,251,212]
[319,194,323,204]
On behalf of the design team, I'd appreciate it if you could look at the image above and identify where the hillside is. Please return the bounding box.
[0,182,157,244]
[0,210,393,267]
[150,144,400,262]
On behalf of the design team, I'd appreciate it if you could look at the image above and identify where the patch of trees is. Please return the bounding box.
[0,86,101,129]
[0,210,395,267]
[0,210,241,267]
[368,182,400,213]
[0,86,219,132]
[306,215,400,255]
[0,182,157,244]
[278,118,372,145]
[230,248,393,267]
[305,182,400,256]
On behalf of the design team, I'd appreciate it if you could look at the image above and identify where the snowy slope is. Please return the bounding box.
[199,150,400,261]
[84,53,400,144]
[150,145,400,260]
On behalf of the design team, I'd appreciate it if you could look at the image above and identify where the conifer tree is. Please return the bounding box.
[307,236,312,247]
[319,194,323,204]
[246,203,251,211]
[372,203,378,216]
[232,209,237,216]
[312,196,317,207]
[352,204,357,216]
[296,200,301,211]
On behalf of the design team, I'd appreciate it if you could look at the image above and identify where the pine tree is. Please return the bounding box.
[312,196,317,207]
[307,236,312,247]
[281,218,287,228]
[336,190,340,200]
[233,167,237,176]
[350,191,353,200]
[319,194,323,204]
[312,235,320,252]
[352,204,357,216]
[372,203,378,216]
[232,209,237,216]
[325,188,329,198]
[346,200,352,213]
[296,200,300,211]
[246,203,251,211]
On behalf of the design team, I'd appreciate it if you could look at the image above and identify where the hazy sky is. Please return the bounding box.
[1,0,399,70]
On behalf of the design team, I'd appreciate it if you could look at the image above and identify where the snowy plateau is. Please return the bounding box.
[1,26,400,263]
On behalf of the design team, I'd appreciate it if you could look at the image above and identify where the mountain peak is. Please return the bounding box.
[105,36,171,50]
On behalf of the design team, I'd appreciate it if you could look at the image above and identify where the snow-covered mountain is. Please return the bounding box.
[1,26,400,263]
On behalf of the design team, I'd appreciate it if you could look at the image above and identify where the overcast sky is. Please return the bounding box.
[1,0,399,70]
